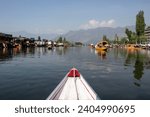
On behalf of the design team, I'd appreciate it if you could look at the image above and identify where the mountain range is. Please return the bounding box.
[63,26,135,44]
[11,31,58,39]
[11,26,135,44]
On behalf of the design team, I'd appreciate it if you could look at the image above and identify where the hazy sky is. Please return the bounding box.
[0,0,150,34]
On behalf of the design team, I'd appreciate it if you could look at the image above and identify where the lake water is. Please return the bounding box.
[0,47,150,100]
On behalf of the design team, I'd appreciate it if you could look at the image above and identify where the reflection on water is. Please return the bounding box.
[124,49,150,87]
[95,48,150,89]
[0,47,70,60]
[0,47,150,99]
[95,50,107,60]
[55,47,69,56]
[133,53,144,87]
[1,47,150,79]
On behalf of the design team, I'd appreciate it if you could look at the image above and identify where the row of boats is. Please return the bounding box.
[91,41,150,51]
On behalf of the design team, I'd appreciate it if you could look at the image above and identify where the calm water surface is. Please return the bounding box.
[0,47,150,100]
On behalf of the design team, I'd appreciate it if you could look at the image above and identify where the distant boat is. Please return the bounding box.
[125,44,141,50]
[88,44,95,48]
[46,68,99,100]
[95,41,109,51]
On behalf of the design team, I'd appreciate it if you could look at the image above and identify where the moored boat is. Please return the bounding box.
[46,68,99,100]
[95,41,109,51]
[125,44,141,50]
[88,44,95,48]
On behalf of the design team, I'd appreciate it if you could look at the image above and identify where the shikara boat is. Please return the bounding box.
[95,41,109,51]
[125,44,141,50]
[47,68,99,100]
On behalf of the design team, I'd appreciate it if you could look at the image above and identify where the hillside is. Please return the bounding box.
[63,26,135,44]
[10,26,135,44]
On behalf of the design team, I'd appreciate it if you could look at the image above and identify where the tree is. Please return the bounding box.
[102,35,107,41]
[136,10,145,36]
[136,10,146,43]
[120,37,128,44]
[113,34,119,44]
[102,35,110,44]
[38,36,41,41]
[57,37,63,43]
[125,28,132,42]
[125,28,138,44]
[63,37,66,43]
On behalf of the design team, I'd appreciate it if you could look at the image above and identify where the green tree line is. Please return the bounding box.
[125,10,147,44]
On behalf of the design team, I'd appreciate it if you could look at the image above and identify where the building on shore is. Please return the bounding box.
[0,33,13,48]
[1,32,74,49]
[57,42,64,47]
[75,42,83,46]
[145,26,150,43]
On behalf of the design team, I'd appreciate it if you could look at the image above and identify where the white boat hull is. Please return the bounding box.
[47,68,99,100]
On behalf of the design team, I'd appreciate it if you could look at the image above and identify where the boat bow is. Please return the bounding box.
[47,68,99,100]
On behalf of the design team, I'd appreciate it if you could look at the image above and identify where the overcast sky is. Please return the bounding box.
[0,0,150,34]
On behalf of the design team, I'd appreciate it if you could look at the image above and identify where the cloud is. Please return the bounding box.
[80,19,115,29]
